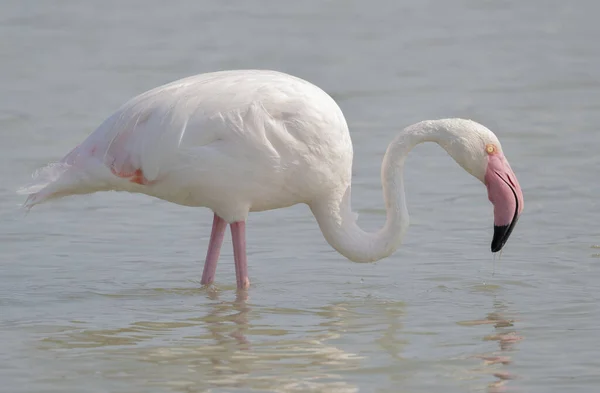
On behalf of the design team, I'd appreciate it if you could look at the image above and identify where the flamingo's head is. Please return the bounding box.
[482,143,524,253]
[442,120,524,253]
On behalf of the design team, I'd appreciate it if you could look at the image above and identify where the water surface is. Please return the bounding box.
[1,1,600,392]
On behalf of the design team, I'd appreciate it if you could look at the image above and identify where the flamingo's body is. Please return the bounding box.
[20,70,524,289]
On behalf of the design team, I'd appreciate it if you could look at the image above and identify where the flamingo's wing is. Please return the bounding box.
[71,70,322,185]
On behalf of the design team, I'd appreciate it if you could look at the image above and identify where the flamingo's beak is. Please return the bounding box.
[484,154,524,253]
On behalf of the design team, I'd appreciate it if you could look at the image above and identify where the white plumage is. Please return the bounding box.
[20,69,524,289]
[23,70,351,220]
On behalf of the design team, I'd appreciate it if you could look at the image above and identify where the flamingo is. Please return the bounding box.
[19,70,524,290]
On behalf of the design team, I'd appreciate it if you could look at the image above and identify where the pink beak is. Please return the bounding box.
[484,153,524,252]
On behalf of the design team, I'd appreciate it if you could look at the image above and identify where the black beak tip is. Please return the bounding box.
[491,219,518,253]
[491,225,508,253]
[491,234,505,253]
[491,225,508,252]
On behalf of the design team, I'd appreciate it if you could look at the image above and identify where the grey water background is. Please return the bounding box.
[1,1,599,392]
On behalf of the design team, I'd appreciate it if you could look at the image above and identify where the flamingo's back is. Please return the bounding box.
[19,70,353,220]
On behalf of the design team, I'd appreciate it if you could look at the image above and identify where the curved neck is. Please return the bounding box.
[310,119,465,263]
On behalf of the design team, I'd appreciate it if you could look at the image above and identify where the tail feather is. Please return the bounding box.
[18,162,73,210]
[19,138,153,210]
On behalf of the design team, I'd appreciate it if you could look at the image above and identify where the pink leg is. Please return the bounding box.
[230,221,250,289]
[200,213,227,286]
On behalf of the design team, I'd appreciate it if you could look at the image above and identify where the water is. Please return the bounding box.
[1,1,600,392]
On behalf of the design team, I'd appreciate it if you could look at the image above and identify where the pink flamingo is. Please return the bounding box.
[19,70,524,289]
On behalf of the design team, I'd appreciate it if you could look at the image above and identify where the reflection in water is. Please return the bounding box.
[195,288,251,349]
[458,295,524,393]
[35,288,408,392]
